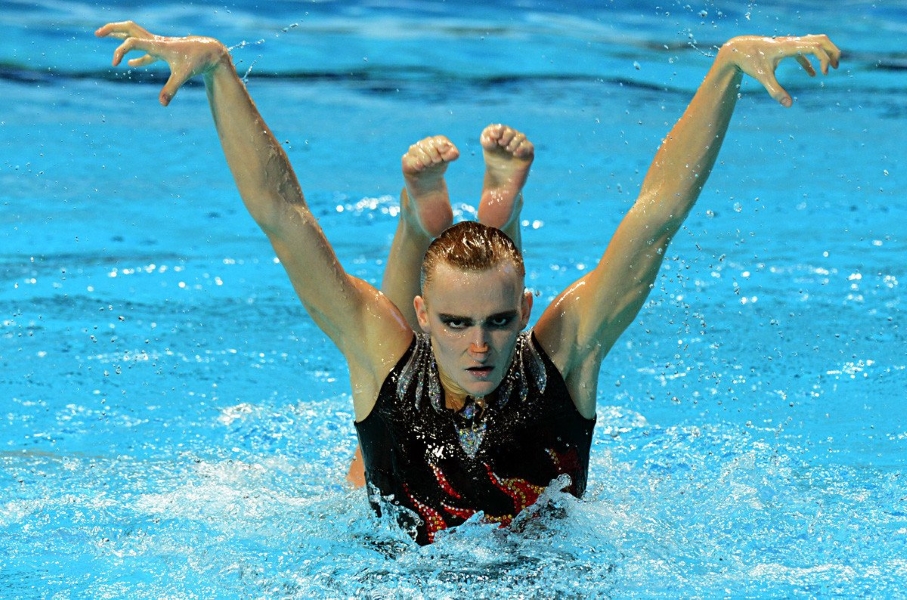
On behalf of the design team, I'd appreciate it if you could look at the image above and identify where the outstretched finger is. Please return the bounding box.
[758,72,792,108]
[95,22,125,39]
[160,71,184,107]
[795,55,816,77]
[804,46,832,75]
[825,39,842,70]
[810,35,841,71]
[95,20,152,40]
[801,36,840,74]
[127,54,158,68]
[112,37,146,66]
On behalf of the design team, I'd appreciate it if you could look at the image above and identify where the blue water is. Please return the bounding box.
[2,0,906,597]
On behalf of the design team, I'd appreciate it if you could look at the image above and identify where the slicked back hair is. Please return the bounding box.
[420,221,525,293]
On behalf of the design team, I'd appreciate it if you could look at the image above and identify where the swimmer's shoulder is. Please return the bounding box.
[532,305,600,419]
[348,322,415,422]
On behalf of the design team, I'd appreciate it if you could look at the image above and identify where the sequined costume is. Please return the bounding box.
[355,330,596,545]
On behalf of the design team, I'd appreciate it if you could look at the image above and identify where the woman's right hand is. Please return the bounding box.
[718,34,841,108]
[96,21,231,106]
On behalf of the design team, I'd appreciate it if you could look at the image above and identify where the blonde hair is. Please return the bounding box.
[420,221,525,292]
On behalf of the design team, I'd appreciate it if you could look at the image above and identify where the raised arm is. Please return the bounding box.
[96,22,412,416]
[536,35,841,417]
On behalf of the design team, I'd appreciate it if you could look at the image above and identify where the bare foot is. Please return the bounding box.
[401,135,460,237]
[478,124,534,229]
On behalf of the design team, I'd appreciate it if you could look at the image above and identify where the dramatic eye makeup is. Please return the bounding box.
[437,311,517,330]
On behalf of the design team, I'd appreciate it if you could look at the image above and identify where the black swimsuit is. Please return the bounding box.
[355,330,596,544]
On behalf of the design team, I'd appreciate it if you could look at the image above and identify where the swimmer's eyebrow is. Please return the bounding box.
[438,313,473,325]
[437,310,518,325]
[485,310,518,324]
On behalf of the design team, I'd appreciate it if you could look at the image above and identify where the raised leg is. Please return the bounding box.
[477,124,535,251]
[381,135,459,328]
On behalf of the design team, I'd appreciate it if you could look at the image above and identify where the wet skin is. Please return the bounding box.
[414,260,532,410]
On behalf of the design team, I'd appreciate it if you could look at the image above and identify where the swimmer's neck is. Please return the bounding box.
[437,372,489,413]
[445,393,486,413]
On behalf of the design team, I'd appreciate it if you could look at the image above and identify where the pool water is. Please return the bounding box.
[2,0,906,597]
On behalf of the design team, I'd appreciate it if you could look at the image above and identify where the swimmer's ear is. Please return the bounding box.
[520,289,533,328]
[414,296,431,333]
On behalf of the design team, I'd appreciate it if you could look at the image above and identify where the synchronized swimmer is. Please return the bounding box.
[97,21,840,544]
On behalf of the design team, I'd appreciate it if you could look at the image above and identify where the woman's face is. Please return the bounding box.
[414,260,531,405]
